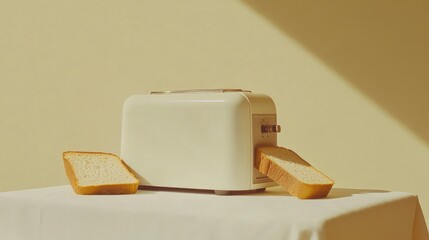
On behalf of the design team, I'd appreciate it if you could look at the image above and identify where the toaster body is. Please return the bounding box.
[121,89,280,194]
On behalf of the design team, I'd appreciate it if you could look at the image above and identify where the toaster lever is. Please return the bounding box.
[261,124,281,133]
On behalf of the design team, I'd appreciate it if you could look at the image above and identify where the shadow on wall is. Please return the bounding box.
[243,0,429,145]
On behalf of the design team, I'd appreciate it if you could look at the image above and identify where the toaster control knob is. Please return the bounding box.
[261,124,281,133]
[272,124,281,133]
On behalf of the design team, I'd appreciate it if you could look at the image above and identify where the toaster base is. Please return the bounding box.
[138,185,266,195]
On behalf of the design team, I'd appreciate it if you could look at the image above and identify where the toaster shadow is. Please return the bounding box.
[138,185,215,195]
[136,186,387,199]
[138,186,267,196]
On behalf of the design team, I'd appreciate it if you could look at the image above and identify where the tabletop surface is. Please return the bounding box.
[1,185,428,240]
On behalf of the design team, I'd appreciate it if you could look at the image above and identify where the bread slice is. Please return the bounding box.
[256,146,334,199]
[63,151,139,195]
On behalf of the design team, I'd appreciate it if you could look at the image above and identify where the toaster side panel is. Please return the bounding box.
[121,93,252,191]
[241,93,279,189]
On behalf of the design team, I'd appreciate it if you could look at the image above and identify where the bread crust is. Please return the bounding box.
[63,151,139,195]
[256,147,334,199]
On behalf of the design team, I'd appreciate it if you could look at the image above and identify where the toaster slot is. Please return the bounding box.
[150,89,252,94]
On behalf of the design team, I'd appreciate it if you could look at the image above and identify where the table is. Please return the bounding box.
[1,186,428,240]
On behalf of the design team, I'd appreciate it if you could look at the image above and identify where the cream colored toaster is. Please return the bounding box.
[120,89,281,194]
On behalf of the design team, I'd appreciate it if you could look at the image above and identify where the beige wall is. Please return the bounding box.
[1,0,428,227]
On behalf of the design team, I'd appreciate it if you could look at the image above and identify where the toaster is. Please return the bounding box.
[120,89,281,194]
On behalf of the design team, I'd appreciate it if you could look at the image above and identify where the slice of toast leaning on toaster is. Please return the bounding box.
[63,146,334,199]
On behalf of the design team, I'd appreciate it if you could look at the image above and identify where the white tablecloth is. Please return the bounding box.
[0,186,428,240]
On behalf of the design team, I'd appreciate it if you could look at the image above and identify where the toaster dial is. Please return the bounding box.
[261,124,281,133]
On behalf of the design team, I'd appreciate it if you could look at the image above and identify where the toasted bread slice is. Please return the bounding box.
[63,151,139,195]
[256,147,334,199]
